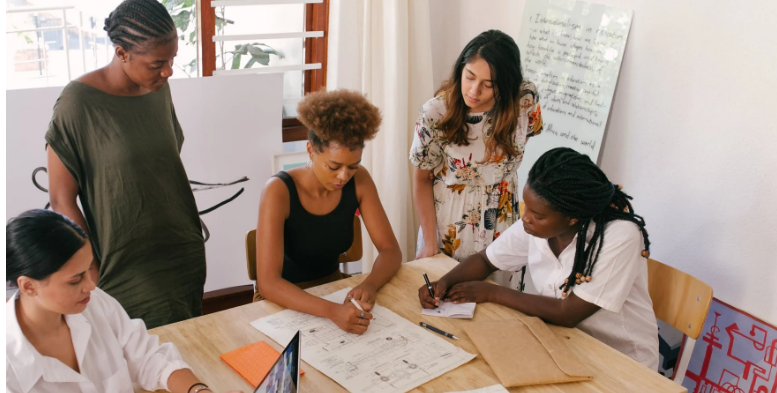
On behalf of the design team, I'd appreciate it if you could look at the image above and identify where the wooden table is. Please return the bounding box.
[141,256,686,393]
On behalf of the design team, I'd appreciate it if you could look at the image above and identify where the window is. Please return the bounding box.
[5,0,198,89]
[201,0,329,142]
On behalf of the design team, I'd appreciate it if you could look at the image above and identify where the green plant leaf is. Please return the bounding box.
[247,46,266,56]
[189,31,196,44]
[249,43,284,59]
[260,48,284,59]
[172,10,191,32]
[231,53,242,69]
[244,57,258,68]
[252,53,271,66]
[235,44,249,55]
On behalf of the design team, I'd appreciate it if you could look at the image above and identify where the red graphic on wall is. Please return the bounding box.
[683,299,777,393]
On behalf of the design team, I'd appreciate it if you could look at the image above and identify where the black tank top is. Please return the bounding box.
[275,171,358,283]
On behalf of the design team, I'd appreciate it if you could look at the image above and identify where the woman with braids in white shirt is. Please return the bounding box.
[6,209,243,393]
[419,148,659,370]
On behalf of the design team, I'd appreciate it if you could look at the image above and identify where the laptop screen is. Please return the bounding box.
[254,331,301,393]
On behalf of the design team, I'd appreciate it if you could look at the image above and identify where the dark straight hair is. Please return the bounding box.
[437,30,524,162]
[6,209,89,288]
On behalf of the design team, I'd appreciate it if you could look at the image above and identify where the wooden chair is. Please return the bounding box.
[245,215,363,281]
[647,258,713,384]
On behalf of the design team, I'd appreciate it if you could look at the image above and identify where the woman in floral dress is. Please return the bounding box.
[410,30,543,286]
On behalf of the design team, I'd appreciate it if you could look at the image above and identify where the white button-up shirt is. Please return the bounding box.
[486,220,659,370]
[6,288,190,393]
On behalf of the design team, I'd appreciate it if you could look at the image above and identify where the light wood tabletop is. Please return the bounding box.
[140,255,686,393]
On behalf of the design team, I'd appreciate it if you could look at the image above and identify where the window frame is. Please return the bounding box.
[200,0,329,142]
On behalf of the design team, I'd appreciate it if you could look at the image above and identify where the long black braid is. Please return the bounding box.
[103,0,176,52]
[527,147,651,297]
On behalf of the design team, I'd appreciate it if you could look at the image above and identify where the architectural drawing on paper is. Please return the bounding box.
[251,288,475,393]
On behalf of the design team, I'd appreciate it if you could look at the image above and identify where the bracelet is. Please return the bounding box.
[192,387,212,393]
[187,383,208,393]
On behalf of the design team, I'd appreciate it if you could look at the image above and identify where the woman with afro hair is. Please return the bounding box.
[254,90,402,335]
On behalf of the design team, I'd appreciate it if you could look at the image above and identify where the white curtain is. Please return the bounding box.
[328,0,434,272]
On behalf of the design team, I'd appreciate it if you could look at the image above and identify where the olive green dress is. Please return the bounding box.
[45,81,206,329]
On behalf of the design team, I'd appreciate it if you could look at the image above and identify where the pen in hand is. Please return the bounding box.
[349,295,376,321]
[422,272,437,307]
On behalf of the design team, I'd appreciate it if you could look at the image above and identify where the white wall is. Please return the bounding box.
[429,0,777,323]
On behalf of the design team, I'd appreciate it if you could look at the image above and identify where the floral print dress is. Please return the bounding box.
[410,80,543,266]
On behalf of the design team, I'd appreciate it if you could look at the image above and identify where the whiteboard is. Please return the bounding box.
[516,0,633,188]
[5,74,284,291]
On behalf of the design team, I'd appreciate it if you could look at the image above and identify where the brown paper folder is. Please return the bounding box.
[463,316,593,387]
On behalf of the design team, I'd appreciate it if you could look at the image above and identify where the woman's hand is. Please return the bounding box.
[327,302,373,334]
[415,243,439,260]
[418,279,449,309]
[445,281,497,304]
[345,283,377,311]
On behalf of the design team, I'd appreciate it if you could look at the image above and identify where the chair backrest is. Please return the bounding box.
[646,258,713,339]
[245,215,363,281]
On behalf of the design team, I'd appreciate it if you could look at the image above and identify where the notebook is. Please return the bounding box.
[220,332,303,392]
[421,301,476,319]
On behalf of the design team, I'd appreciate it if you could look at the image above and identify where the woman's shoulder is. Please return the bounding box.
[353,165,374,187]
[600,219,644,246]
[520,79,539,92]
[54,81,97,110]
[419,95,448,119]
[86,287,121,311]
[262,173,292,200]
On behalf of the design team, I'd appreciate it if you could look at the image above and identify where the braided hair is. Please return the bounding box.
[527,147,651,297]
[104,0,176,53]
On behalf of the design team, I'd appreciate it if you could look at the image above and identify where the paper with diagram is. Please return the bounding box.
[250,288,476,393]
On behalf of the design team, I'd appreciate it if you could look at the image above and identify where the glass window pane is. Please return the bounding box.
[161,0,199,78]
[6,0,197,89]
[214,4,307,118]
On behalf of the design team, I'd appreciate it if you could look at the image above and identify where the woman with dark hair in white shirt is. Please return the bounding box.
[418,147,659,370]
[5,209,243,393]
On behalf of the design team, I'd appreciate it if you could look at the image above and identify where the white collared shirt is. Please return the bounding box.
[486,219,659,370]
[6,288,190,393]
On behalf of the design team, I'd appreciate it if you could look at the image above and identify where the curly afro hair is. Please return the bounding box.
[297,89,382,151]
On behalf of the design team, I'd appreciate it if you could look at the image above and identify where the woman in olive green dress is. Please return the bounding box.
[46,0,205,329]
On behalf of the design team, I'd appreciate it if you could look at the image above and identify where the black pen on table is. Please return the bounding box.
[422,272,437,307]
[419,322,458,340]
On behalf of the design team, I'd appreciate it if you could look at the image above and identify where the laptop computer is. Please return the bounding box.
[254,331,301,393]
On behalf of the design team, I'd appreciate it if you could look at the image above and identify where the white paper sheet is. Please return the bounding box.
[251,288,476,393]
[421,301,476,319]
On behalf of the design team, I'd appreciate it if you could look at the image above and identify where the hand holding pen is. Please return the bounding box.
[418,272,449,309]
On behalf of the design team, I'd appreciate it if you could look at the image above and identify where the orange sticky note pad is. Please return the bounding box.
[220,341,304,387]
